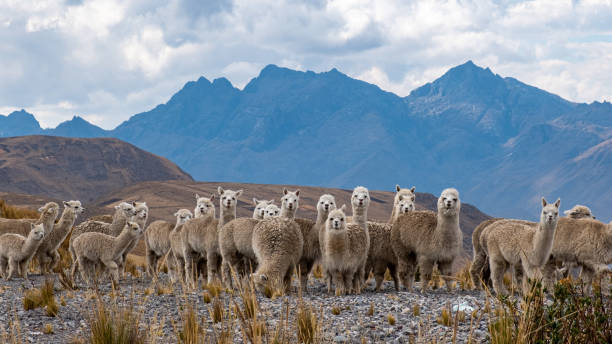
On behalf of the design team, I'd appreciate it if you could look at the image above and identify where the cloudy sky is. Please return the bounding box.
[1,0,611,129]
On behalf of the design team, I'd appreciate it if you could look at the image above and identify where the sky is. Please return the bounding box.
[1,0,611,129]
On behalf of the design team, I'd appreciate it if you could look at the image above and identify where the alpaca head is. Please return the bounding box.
[38,202,60,222]
[217,187,243,210]
[63,200,84,215]
[563,204,594,219]
[125,221,143,237]
[29,223,45,241]
[397,198,415,214]
[174,209,193,225]
[351,186,370,209]
[281,188,300,212]
[438,188,460,216]
[317,194,337,215]
[253,198,273,219]
[327,205,347,232]
[540,198,561,226]
[395,185,416,203]
[115,202,137,218]
[195,194,216,217]
[134,202,148,220]
[263,204,280,218]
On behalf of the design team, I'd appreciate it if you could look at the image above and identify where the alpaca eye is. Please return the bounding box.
[340,218,344,222]
[453,198,457,202]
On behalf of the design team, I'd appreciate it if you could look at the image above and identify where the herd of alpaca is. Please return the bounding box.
[0,185,610,298]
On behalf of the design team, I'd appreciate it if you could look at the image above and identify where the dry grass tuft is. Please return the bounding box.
[87,297,146,344]
[331,305,341,315]
[23,279,59,316]
[367,303,374,316]
[296,298,320,344]
[43,323,54,334]
[387,313,396,325]
[0,199,38,219]
[173,304,205,344]
[413,303,420,316]
[210,297,224,324]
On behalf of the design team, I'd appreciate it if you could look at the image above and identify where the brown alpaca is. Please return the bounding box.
[480,198,560,295]
[391,188,462,292]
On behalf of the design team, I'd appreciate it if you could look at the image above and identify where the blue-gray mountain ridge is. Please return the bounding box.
[1,61,610,222]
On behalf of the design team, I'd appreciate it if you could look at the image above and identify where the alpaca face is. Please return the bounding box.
[281,188,300,212]
[395,185,416,202]
[253,199,273,219]
[397,199,415,214]
[317,194,337,214]
[116,202,137,218]
[174,209,193,225]
[30,223,45,241]
[218,188,243,209]
[351,186,370,208]
[540,198,560,225]
[263,204,280,218]
[196,195,215,216]
[39,202,60,221]
[64,200,85,215]
[327,207,347,231]
[438,188,460,216]
[127,221,143,236]
[134,202,148,220]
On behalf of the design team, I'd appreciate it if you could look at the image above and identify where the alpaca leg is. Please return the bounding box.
[351,269,361,294]
[438,260,454,291]
[470,250,488,290]
[298,260,311,291]
[489,257,507,296]
[20,261,29,280]
[418,258,434,292]
[198,258,208,284]
[49,250,61,273]
[389,264,400,292]
[541,260,557,292]
[326,271,333,294]
[373,262,387,291]
[333,270,345,295]
[183,250,198,288]
[175,256,186,285]
[7,258,17,280]
[147,252,158,278]
[103,260,120,288]
[283,265,294,293]
[206,252,220,285]
[0,257,7,278]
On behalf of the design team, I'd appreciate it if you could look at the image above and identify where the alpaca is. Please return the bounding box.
[388,185,416,223]
[253,199,274,220]
[563,205,595,219]
[35,200,84,273]
[321,205,369,295]
[219,216,261,288]
[70,221,142,287]
[279,188,300,219]
[182,187,242,287]
[391,188,462,292]
[169,214,191,284]
[145,209,194,278]
[366,198,415,291]
[263,204,280,218]
[349,186,370,230]
[480,198,560,295]
[117,202,148,275]
[195,194,216,218]
[540,217,612,290]
[251,217,303,295]
[70,201,137,246]
[0,202,60,237]
[0,223,45,280]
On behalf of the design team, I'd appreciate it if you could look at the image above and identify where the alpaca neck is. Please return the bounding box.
[388,207,397,224]
[316,210,330,227]
[37,213,56,235]
[46,208,77,247]
[135,216,148,232]
[352,205,368,230]
[281,206,296,219]
[218,206,236,229]
[112,228,135,258]
[21,234,42,260]
[529,220,557,267]
[109,210,129,236]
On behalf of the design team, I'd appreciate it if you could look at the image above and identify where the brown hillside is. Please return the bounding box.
[0,135,193,202]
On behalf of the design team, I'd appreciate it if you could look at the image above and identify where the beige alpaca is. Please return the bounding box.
[480,198,560,295]
[279,188,300,219]
[391,188,462,292]
[35,200,84,273]
[563,205,595,219]
[194,194,216,218]
[70,201,137,246]
[0,202,59,237]
[182,187,242,287]
[117,202,148,274]
[263,204,280,218]
[71,221,142,286]
[322,205,370,295]
[348,186,370,230]
[388,185,416,223]
[0,223,45,280]
[366,198,415,291]
[145,209,194,278]
[169,214,191,284]
[251,217,303,295]
[541,217,612,290]
[253,198,274,219]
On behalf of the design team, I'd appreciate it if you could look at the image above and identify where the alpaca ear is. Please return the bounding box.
[131,201,137,207]
[63,201,69,207]
[174,211,180,217]
[269,200,274,205]
[410,186,416,193]
[252,198,259,206]
[554,199,561,208]
[30,223,35,230]
[396,184,401,192]
[563,209,571,216]
[38,206,44,212]
[340,204,347,212]
[209,194,215,202]
[283,188,288,195]
[295,189,300,196]
[541,198,548,207]
[195,194,200,200]
[236,190,243,197]
[217,186,224,195]
[114,205,121,210]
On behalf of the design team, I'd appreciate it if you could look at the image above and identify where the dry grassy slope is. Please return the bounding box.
[0,135,193,202]
[92,180,491,255]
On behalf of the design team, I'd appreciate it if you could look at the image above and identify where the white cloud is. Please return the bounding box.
[1,0,612,129]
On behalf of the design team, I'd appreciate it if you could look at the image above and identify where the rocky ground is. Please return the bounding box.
[0,271,493,343]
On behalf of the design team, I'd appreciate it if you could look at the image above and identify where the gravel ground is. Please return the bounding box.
[0,271,492,343]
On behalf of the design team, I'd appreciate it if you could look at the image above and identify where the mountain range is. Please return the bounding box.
[1,61,610,221]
